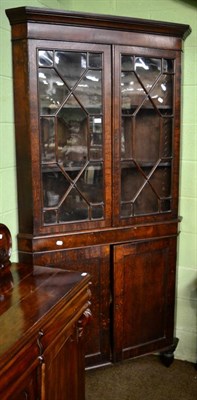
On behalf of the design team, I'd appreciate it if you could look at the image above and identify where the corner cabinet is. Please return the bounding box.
[6,7,191,368]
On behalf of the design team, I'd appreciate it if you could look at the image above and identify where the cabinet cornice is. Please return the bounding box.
[6,6,191,40]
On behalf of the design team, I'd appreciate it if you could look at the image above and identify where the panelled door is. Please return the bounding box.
[113,237,177,361]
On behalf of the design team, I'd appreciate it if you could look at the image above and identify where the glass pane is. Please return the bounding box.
[44,210,57,224]
[88,53,102,68]
[55,51,87,88]
[42,171,69,208]
[75,70,102,113]
[121,203,133,218]
[64,169,82,181]
[121,71,146,112]
[92,205,103,219]
[149,166,171,198]
[57,98,88,168]
[134,107,161,163]
[59,189,88,222]
[121,55,134,71]
[163,59,174,73]
[90,116,103,160]
[134,184,159,215]
[90,116,102,145]
[150,75,173,109]
[160,199,171,211]
[90,147,103,160]
[134,57,161,90]
[121,117,133,159]
[38,50,53,67]
[78,163,104,203]
[38,68,69,115]
[121,164,146,201]
[40,117,55,162]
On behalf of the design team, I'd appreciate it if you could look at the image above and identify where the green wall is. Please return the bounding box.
[0,0,196,364]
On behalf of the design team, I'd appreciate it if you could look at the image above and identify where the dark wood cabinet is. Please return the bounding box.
[0,262,91,400]
[6,7,191,368]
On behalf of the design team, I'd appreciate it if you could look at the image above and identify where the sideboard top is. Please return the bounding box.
[0,262,90,361]
[6,6,191,40]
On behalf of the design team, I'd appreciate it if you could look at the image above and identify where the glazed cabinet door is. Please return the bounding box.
[113,237,177,362]
[113,45,181,226]
[13,40,112,236]
[34,245,111,367]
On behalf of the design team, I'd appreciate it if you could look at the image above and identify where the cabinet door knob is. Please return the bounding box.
[78,308,92,338]
[56,240,63,246]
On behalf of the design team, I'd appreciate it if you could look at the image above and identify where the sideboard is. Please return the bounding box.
[0,223,91,400]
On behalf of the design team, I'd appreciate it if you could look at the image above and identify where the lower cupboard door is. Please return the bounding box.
[35,244,111,367]
[3,369,39,400]
[113,237,177,362]
[42,330,84,400]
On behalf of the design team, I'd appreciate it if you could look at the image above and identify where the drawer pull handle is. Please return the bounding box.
[37,329,44,363]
